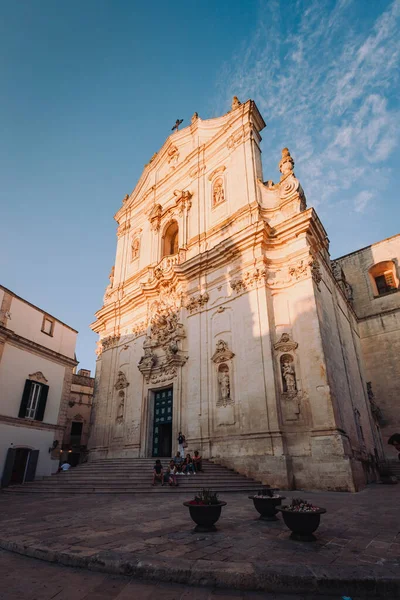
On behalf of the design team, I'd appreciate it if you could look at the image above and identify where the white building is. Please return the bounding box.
[0,285,78,486]
[89,98,388,492]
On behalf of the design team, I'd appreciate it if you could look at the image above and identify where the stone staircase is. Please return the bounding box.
[2,458,262,495]
[387,459,400,480]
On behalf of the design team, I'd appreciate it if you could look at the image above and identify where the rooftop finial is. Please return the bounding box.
[231,96,241,110]
[279,147,294,179]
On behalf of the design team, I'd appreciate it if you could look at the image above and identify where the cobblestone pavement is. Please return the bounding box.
[0,549,331,599]
[1,486,399,568]
[0,485,399,597]
[0,548,373,600]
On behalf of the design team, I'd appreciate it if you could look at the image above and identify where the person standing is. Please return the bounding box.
[177,431,186,456]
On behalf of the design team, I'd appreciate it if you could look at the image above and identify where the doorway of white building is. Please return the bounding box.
[1,447,39,487]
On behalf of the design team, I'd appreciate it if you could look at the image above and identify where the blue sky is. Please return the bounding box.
[1,0,399,373]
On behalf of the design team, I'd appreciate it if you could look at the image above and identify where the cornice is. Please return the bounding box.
[0,413,65,432]
[0,326,78,368]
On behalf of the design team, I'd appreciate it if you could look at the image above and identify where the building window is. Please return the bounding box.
[369,261,399,297]
[162,221,179,257]
[18,379,49,422]
[41,315,55,336]
[25,383,42,419]
[375,272,395,295]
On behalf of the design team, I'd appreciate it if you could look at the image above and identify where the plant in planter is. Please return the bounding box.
[183,488,227,532]
[278,498,326,541]
[248,487,286,521]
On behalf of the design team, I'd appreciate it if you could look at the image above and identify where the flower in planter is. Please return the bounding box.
[189,488,220,505]
[253,488,283,499]
[283,498,321,512]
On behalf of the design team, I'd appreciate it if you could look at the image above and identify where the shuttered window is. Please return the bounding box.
[26,383,42,418]
[18,380,49,422]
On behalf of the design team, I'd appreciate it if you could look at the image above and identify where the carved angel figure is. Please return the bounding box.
[213,178,225,207]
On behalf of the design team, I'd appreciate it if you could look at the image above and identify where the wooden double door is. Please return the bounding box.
[152,387,173,457]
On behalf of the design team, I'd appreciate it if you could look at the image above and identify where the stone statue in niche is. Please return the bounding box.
[131,238,140,261]
[213,178,225,207]
[116,390,125,423]
[281,354,297,394]
[217,363,232,407]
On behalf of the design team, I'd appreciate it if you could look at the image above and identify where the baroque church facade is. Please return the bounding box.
[89,97,399,492]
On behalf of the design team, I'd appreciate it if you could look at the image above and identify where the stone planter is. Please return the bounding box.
[248,495,285,521]
[183,501,227,532]
[278,506,326,541]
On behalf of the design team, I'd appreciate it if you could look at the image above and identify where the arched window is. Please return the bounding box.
[162,221,179,257]
[369,261,398,296]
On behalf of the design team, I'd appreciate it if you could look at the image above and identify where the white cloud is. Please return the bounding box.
[354,190,373,213]
[214,0,400,210]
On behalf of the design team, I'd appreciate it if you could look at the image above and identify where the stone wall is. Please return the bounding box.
[336,234,400,458]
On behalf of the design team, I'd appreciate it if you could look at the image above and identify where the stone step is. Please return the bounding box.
[3,486,260,495]
[4,458,262,494]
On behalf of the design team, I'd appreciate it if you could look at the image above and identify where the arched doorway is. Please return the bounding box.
[162,221,179,257]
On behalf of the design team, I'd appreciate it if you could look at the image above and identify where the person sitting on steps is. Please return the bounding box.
[183,453,196,475]
[167,460,178,486]
[152,459,164,486]
[193,450,203,472]
[173,451,184,474]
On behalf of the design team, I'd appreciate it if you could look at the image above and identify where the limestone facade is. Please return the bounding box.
[89,98,386,492]
[60,368,94,466]
[0,285,78,485]
[334,235,400,458]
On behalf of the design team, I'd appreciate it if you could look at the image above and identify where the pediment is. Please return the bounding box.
[29,371,48,384]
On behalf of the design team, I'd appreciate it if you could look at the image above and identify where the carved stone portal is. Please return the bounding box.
[138,306,187,383]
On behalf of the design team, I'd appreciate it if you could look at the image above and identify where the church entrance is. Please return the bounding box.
[152,387,173,457]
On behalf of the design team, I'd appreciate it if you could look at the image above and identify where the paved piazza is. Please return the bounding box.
[0,485,399,597]
[0,549,326,600]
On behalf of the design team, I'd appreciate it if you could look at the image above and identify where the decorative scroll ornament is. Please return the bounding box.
[167,145,179,165]
[211,340,235,364]
[150,367,177,384]
[29,371,48,384]
[273,333,298,353]
[230,268,267,293]
[148,203,163,232]
[117,221,131,238]
[114,371,129,391]
[101,334,120,351]
[132,320,147,337]
[288,256,322,288]
[185,292,209,314]
[138,301,187,382]
[278,148,307,211]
